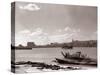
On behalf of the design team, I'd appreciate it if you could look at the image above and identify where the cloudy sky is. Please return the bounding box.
[13,2,97,46]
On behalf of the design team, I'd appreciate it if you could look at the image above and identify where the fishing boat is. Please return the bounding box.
[55,51,97,66]
[61,51,89,60]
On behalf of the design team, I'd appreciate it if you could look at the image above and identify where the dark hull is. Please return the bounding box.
[62,46,73,49]
[55,58,97,66]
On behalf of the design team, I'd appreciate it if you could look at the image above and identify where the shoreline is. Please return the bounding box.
[11,61,97,73]
[13,47,97,50]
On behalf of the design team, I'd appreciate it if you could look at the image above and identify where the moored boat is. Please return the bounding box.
[55,51,97,66]
[62,45,73,49]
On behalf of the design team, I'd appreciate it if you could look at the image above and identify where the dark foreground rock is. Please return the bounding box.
[11,61,81,70]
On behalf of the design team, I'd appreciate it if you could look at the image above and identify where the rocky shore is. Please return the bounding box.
[11,61,81,71]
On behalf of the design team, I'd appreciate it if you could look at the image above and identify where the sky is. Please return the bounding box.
[12,2,97,46]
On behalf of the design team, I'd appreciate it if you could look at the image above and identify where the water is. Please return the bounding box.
[15,47,97,63]
[14,47,97,73]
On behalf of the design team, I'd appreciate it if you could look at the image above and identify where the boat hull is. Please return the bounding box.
[55,58,97,66]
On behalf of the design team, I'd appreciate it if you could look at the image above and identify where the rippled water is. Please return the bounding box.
[15,47,97,63]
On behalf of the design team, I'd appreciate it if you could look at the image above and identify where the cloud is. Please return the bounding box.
[64,26,80,33]
[57,29,62,32]
[15,30,31,46]
[15,27,81,46]
[16,28,50,45]
[18,29,31,34]
[50,33,74,43]
[30,28,50,45]
[72,29,80,33]
[30,28,43,36]
[90,31,97,40]
[64,27,71,31]
[16,27,97,46]
[19,4,40,11]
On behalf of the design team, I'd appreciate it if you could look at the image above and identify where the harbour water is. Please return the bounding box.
[15,47,97,73]
[15,47,97,62]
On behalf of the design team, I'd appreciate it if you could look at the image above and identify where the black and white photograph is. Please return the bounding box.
[11,2,97,73]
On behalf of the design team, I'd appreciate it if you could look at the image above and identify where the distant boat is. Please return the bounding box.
[62,39,73,49]
[62,45,73,49]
